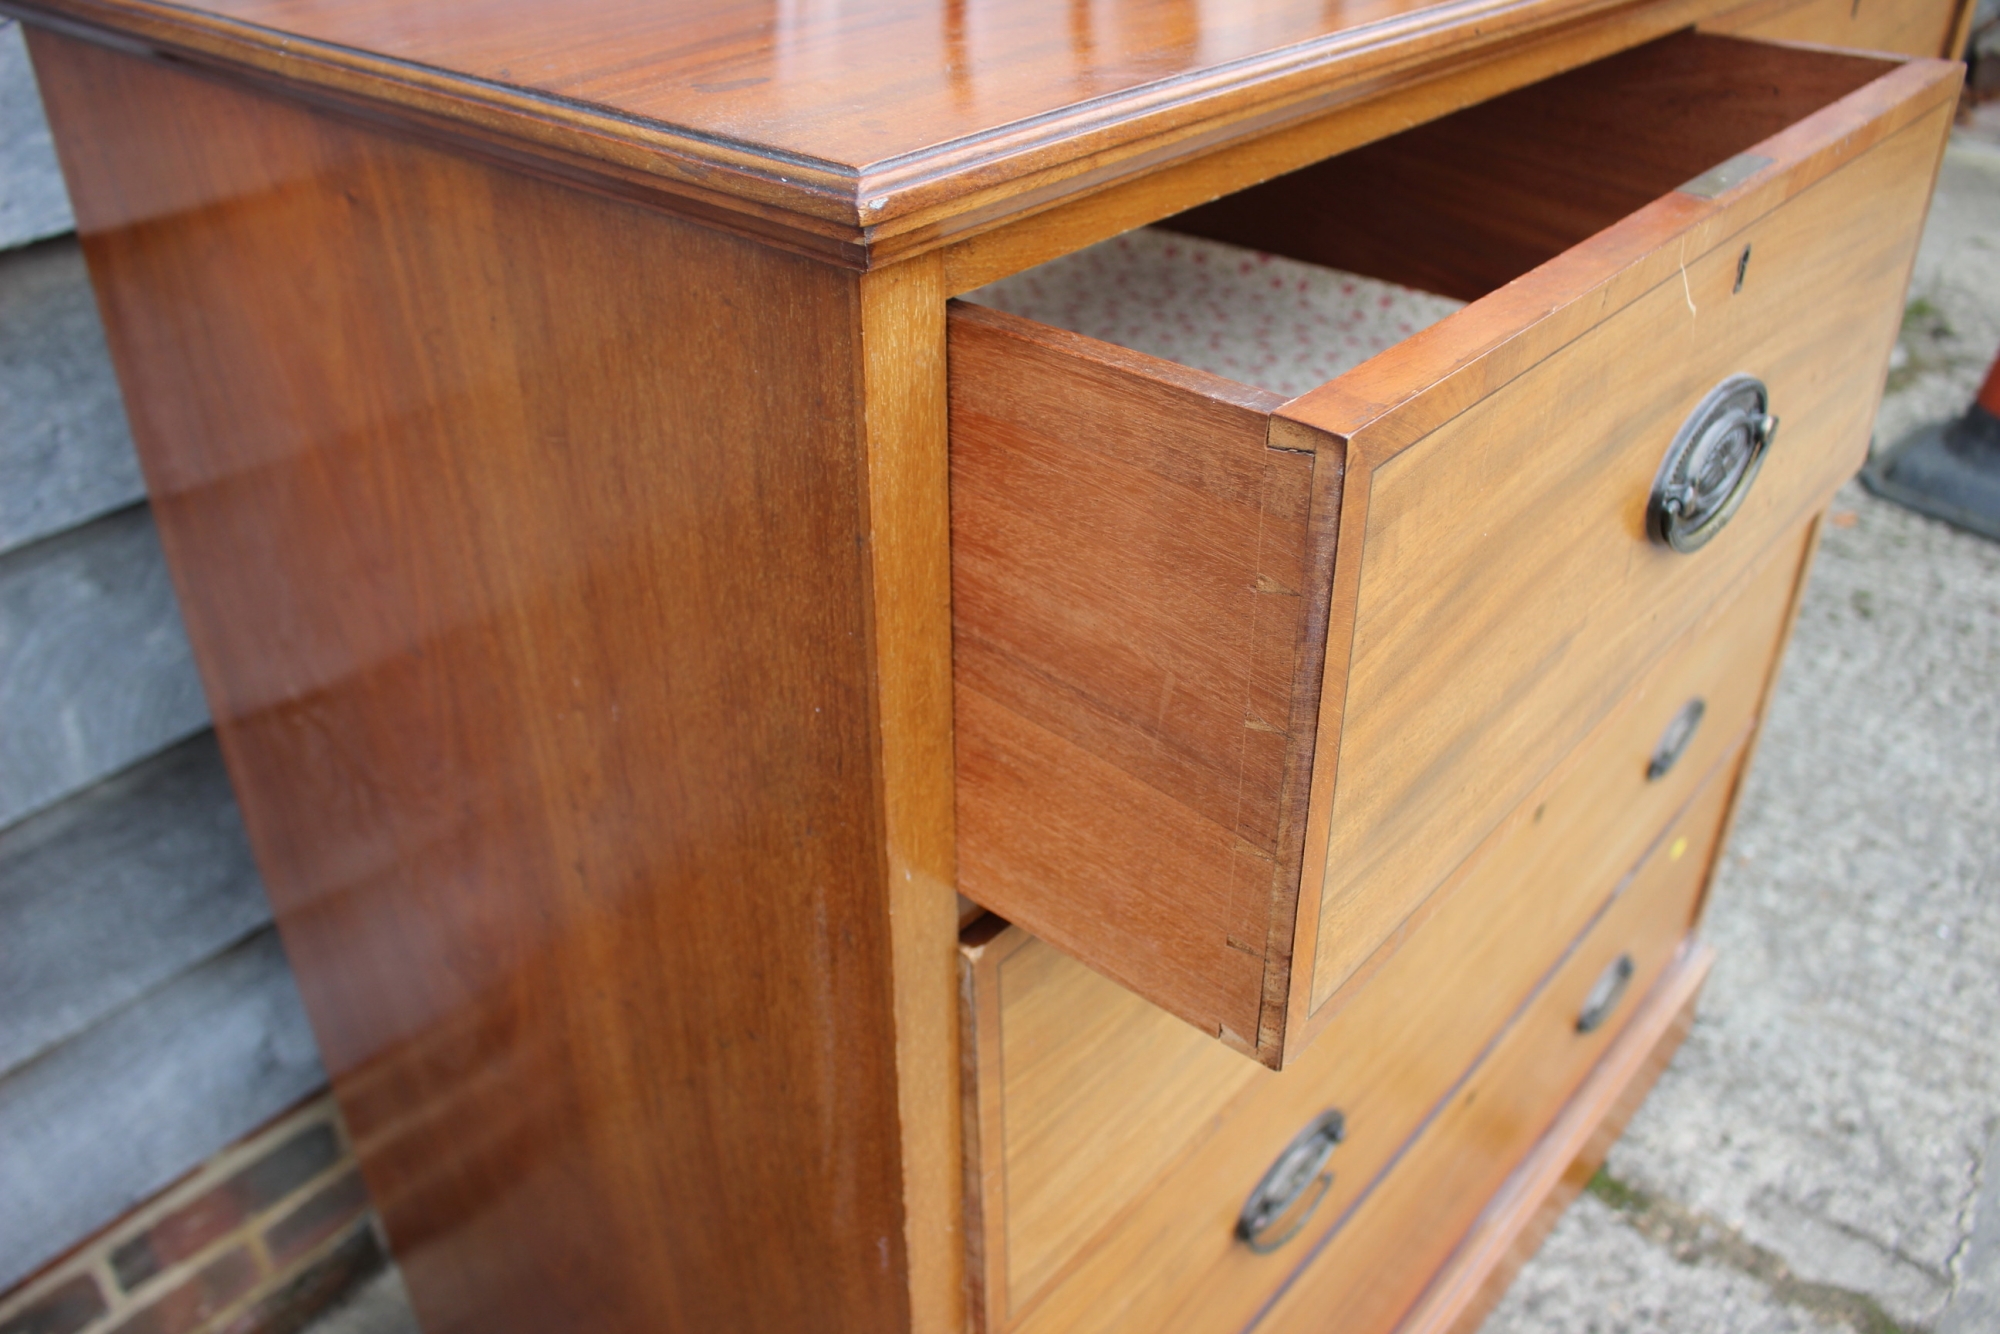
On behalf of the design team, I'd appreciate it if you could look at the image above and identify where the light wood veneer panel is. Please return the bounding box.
[959,516,1805,1332]
[1300,93,1951,1016]
[1254,779,1734,1333]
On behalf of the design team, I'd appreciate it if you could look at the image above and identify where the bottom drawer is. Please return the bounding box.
[960,528,1807,1334]
[962,745,1742,1334]
[1254,769,1737,1333]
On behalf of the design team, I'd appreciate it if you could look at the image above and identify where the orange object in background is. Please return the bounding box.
[1977,344,2000,418]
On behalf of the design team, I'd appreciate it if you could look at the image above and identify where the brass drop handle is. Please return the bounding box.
[1237,1110,1345,1254]
[1577,954,1636,1034]
[1647,698,1706,781]
[1649,374,1778,553]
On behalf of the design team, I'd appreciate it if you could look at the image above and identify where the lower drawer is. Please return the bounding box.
[959,525,1806,1333]
[965,759,1732,1334]
[1254,771,1736,1333]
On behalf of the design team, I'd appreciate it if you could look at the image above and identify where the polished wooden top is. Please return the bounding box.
[6,0,1707,256]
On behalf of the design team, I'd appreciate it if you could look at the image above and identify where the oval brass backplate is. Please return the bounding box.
[1237,1110,1345,1254]
[1577,953,1636,1034]
[1647,698,1707,781]
[1649,374,1778,553]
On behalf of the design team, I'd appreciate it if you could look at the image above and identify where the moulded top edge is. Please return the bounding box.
[5,0,1672,241]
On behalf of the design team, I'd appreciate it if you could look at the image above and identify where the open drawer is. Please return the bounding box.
[948,31,1955,1068]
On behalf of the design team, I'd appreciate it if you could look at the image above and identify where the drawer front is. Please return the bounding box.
[1254,772,1737,1334]
[1312,487,1812,1022]
[959,529,1800,1332]
[964,746,1740,1334]
[950,34,1956,1066]
[1289,66,1950,1029]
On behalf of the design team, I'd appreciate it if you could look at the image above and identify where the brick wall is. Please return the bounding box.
[0,1098,385,1334]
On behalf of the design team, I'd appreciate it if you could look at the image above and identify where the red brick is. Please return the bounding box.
[107,1249,260,1334]
[262,1175,369,1268]
[229,1126,340,1217]
[111,1124,340,1292]
[0,1275,107,1334]
[110,1192,243,1292]
[216,1226,383,1334]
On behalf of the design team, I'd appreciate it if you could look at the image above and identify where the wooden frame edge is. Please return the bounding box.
[859,254,965,1334]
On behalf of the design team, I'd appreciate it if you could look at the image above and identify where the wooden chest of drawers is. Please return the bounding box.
[10,0,1967,1330]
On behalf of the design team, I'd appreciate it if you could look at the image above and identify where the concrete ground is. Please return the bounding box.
[303,114,2000,1334]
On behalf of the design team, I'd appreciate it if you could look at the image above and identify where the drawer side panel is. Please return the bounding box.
[951,302,1335,1056]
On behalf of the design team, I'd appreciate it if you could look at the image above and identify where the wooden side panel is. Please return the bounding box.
[949,301,1335,1059]
[1702,0,1968,58]
[31,32,921,1334]
[1166,33,1892,303]
[1301,98,1951,1011]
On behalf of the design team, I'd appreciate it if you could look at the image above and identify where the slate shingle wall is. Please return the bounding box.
[0,18,338,1300]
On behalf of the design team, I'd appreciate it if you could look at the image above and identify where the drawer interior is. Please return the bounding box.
[968,228,1467,400]
[1162,30,1895,306]
[966,32,1897,368]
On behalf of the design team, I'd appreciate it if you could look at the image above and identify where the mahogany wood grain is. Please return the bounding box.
[1255,784,1731,1334]
[950,303,1333,1060]
[1165,32,1894,301]
[950,37,1955,1067]
[2,0,1836,265]
[30,29,957,1334]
